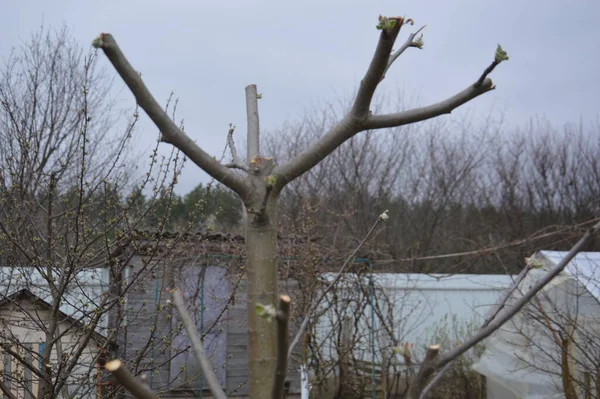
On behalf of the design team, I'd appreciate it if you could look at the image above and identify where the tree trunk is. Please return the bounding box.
[246,194,279,397]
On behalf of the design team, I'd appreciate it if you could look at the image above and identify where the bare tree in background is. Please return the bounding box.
[0,26,206,399]
[270,111,600,275]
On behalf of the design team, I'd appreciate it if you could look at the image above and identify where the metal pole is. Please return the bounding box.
[199,257,205,398]
[369,261,376,399]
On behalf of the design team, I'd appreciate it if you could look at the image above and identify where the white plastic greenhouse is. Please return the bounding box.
[472,251,600,399]
[309,271,514,399]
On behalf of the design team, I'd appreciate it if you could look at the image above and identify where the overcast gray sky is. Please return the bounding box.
[2,1,599,193]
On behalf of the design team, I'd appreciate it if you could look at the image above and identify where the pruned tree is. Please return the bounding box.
[92,14,512,398]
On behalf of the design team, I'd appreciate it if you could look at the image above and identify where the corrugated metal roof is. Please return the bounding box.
[321,272,514,291]
[0,267,110,336]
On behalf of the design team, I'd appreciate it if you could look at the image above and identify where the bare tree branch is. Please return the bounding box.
[106,360,159,399]
[0,378,18,399]
[271,115,358,187]
[225,162,249,171]
[417,357,451,399]
[272,21,506,187]
[246,84,260,162]
[445,221,599,360]
[408,344,440,399]
[350,17,403,121]
[287,210,388,359]
[171,289,228,399]
[480,259,534,329]
[91,33,248,197]
[364,79,495,130]
[272,294,291,399]
[0,343,45,379]
[416,220,600,399]
[381,24,426,81]
[227,123,243,165]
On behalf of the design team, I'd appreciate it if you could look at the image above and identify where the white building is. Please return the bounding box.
[312,271,514,392]
[0,267,112,398]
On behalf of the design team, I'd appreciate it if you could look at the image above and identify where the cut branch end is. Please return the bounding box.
[280,294,291,303]
[422,344,441,366]
[273,293,291,399]
[91,34,105,49]
[105,359,121,372]
[105,359,159,399]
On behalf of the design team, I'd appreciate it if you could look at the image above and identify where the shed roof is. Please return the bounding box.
[321,272,514,291]
[0,288,114,346]
[0,267,110,336]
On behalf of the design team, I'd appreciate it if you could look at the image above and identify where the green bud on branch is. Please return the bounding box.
[256,303,276,321]
[376,15,398,30]
[495,44,509,62]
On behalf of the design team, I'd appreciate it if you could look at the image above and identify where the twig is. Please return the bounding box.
[417,359,450,399]
[475,44,508,88]
[227,124,243,165]
[171,289,228,399]
[381,25,426,81]
[225,162,249,172]
[272,294,291,399]
[0,378,17,399]
[0,343,45,380]
[371,218,600,263]
[287,211,387,359]
[474,60,500,88]
[105,360,159,399]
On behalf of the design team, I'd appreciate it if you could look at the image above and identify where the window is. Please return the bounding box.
[38,342,45,371]
[0,342,45,399]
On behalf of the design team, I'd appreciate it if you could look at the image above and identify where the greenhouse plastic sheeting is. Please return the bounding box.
[472,331,565,398]
[472,251,600,399]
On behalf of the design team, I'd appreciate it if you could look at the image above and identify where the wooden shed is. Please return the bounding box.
[119,231,320,398]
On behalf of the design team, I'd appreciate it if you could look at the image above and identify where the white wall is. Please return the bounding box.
[0,297,101,399]
[315,273,513,364]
